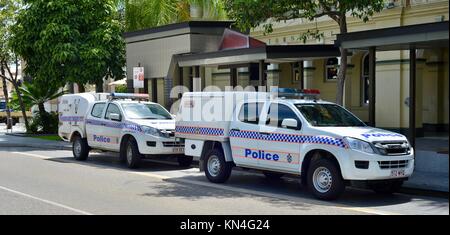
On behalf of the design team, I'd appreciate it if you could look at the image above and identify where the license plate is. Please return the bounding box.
[173,147,184,153]
[390,169,405,177]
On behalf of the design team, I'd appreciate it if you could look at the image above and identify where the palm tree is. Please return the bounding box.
[123,0,228,31]
[19,81,66,133]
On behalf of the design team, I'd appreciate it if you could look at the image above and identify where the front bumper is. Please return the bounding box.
[136,136,184,155]
[341,149,415,181]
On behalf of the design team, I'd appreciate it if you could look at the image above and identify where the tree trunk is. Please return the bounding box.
[13,83,30,132]
[336,16,348,106]
[95,79,104,92]
[38,102,50,133]
[1,67,12,129]
[68,82,75,94]
[77,83,85,93]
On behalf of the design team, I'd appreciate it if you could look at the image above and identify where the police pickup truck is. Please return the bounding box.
[175,89,414,200]
[58,93,190,168]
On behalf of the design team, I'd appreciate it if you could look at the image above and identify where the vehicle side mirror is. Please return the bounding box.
[109,113,121,121]
[281,118,300,130]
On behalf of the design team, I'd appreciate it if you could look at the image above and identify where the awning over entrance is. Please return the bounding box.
[174,27,340,67]
[336,21,449,51]
[176,45,340,67]
[335,21,449,147]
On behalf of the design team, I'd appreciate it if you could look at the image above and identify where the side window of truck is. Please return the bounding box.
[238,102,264,125]
[91,103,106,118]
[266,103,301,129]
[105,103,122,121]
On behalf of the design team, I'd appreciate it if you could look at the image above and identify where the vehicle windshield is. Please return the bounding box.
[295,104,366,127]
[121,103,172,120]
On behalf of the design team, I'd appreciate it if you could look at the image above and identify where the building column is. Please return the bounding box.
[303,61,314,89]
[258,60,266,91]
[368,47,376,127]
[192,66,201,92]
[409,47,416,148]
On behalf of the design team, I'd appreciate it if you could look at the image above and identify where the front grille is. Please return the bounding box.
[163,142,184,147]
[378,160,409,169]
[374,141,410,156]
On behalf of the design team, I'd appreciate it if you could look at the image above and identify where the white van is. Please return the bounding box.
[175,90,414,200]
[58,93,190,168]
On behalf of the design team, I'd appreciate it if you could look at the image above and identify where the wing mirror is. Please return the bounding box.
[281,118,300,130]
[109,113,121,121]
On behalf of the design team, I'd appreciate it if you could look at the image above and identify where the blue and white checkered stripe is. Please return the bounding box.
[176,126,224,136]
[85,119,143,132]
[60,116,84,122]
[229,130,347,148]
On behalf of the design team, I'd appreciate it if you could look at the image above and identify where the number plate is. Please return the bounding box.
[390,169,406,177]
[173,147,184,153]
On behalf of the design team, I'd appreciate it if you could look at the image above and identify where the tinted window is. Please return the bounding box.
[0,101,6,110]
[91,103,105,118]
[266,103,301,128]
[121,103,172,120]
[238,102,264,124]
[296,104,366,127]
[105,103,122,121]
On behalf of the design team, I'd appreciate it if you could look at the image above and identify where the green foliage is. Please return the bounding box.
[224,0,385,34]
[10,0,126,87]
[124,0,228,31]
[9,89,32,111]
[19,80,66,110]
[115,84,128,93]
[29,111,59,134]
[18,80,66,133]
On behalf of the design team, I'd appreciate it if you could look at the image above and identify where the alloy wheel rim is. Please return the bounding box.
[74,140,82,156]
[127,144,133,163]
[207,155,221,177]
[312,166,333,193]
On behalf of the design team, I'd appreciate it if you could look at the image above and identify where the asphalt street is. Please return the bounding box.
[0,147,448,215]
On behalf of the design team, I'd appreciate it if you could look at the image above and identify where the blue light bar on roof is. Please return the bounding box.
[271,88,320,99]
[109,93,149,100]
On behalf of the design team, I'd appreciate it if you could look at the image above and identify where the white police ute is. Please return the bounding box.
[175,89,414,200]
[58,93,190,168]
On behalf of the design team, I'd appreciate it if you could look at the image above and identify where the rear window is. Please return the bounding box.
[91,103,105,118]
[238,102,264,124]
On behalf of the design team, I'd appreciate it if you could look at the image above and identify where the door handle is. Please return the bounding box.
[101,123,106,126]
[260,132,271,136]
[230,128,240,132]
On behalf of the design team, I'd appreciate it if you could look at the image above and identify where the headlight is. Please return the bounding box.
[344,137,375,154]
[141,126,162,137]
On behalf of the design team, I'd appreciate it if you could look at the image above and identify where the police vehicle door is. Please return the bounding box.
[86,102,106,149]
[229,102,265,168]
[101,102,123,151]
[258,102,302,173]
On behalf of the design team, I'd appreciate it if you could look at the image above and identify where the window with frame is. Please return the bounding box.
[361,53,370,105]
[325,57,339,81]
[91,103,105,118]
[105,103,122,121]
[266,103,301,129]
[238,102,264,124]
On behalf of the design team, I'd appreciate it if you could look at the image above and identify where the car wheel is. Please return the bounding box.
[263,171,284,180]
[72,135,89,161]
[204,148,232,183]
[307,158,345,200]
[123,137,142,169]
[177,155,193,167]
[371,180,403,194]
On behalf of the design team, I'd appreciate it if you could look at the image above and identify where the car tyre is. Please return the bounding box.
[307,158,345,200]
[122,137,142,169]
[177,155,193,167]
[204,148,232,183]
[72,135,89,161]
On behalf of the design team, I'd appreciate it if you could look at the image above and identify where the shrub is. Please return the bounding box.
[28,111,59,134]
